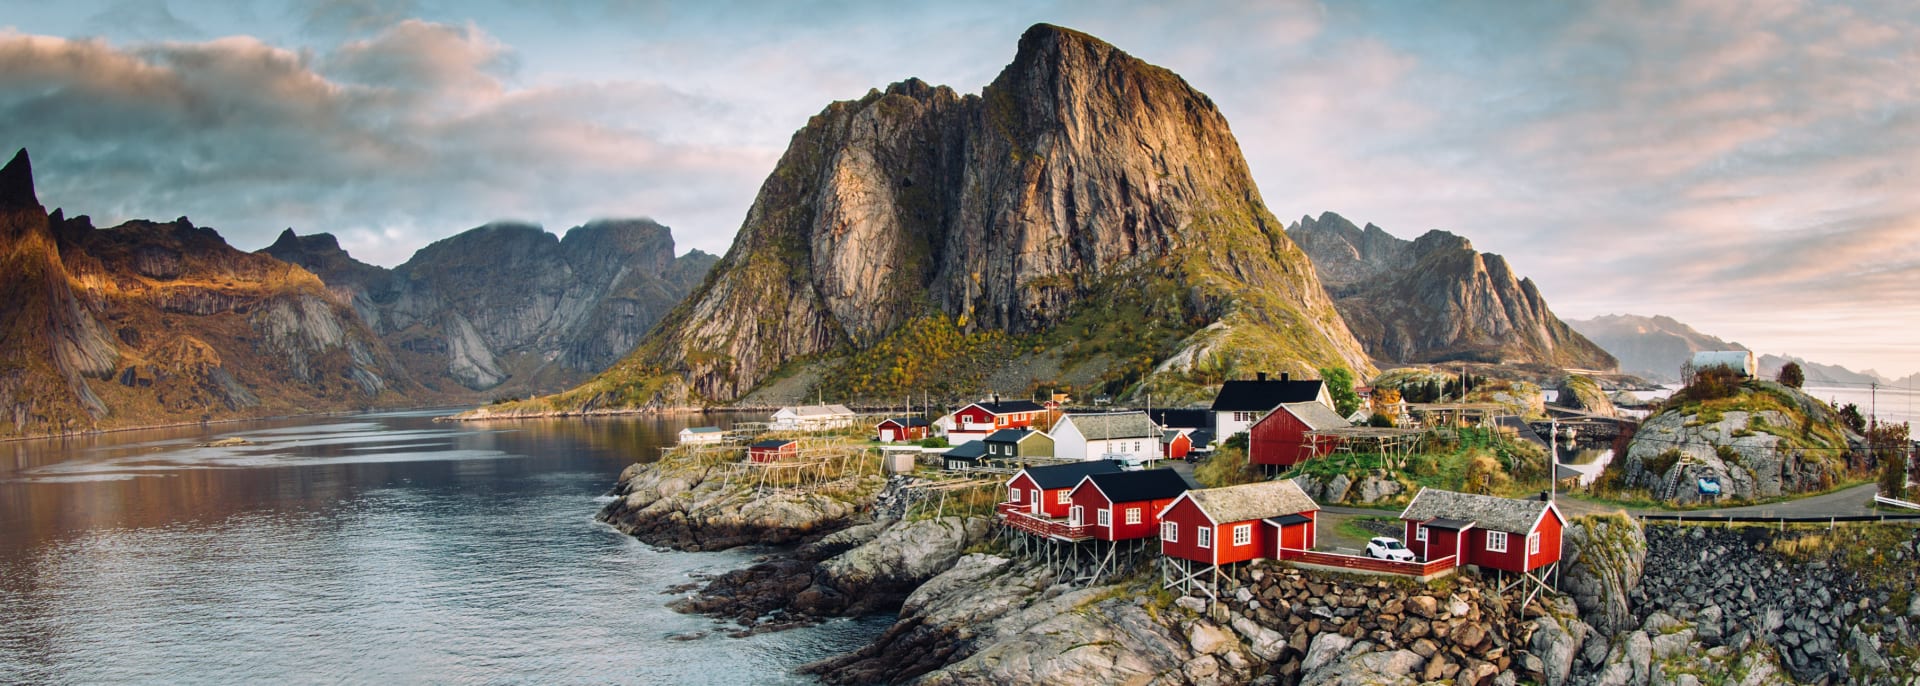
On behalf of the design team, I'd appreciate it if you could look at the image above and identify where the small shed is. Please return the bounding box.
[678,426,726,445]
[1160,430,1194,460]
[1158,479,1319,566]
[1399,488,1564,574]
[876,417,931,443]
[747,439,799,463]
[1067,468,1190,541]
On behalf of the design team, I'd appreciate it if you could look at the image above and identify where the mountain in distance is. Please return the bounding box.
[1564,314,1745,382]
[263,222,716,396]
[1757,354,1892,387]
[0,149,414,438]
[479,23,1375,416]
[1288,212,1616,372]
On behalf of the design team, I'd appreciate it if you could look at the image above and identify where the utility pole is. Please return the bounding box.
[1549,417,1559,502]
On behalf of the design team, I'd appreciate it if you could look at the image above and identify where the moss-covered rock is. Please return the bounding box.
[1619,381,1856,503]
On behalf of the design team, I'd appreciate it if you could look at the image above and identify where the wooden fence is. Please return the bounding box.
[996,502,1093,541]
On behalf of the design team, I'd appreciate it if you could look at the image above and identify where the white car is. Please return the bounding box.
[1364,536,1416,562]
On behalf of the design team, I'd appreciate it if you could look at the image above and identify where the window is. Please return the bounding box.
[1528,532,1541,556]
[1097,509,1110,526]
[1056,490,1069,505]
[1126,508,1142,525]
[1198,527,1213,549]
[1069,506,1084,526]
[1415,525,1427,542]
[1233,524,1251,546]
[1011,489,1023,503]
[1486,531,1509,553]
[1161,521,1177,542]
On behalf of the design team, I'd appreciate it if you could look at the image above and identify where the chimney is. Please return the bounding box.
[1280,373,1290,382]
[1256,372,1268,382]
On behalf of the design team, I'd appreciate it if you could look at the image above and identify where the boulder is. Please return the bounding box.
[1300,632,1354,673]
[1528,612,1591,686]
[1559,514,1647,635]
[1231,615,1290,662]
[1188,621,1237,656]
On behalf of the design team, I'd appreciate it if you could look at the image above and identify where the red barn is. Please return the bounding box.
[1160,430,1193,460]
[1158,479,1319,566]
[1248,401,1350,467]
[1399,488,1564,574]
[747,439,799,463]
[876,417,930,443]
[1067,469,1189,541]
[1002,460,1124,520]
[942,400,1047,444]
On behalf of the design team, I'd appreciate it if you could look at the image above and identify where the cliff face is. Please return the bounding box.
[1564,314,1743,382]
[1290,212,1615,371]
[0,149,412,438]
[263,221,715,394]
[540,24,1371,411]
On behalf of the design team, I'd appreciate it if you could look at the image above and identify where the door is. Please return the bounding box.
[1069,506,1084,527]
[1031,490,1042,515]
[881,429,895,442]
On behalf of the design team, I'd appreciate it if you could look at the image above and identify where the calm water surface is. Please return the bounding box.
[0,409,886,684]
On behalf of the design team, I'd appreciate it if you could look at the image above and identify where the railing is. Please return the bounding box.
[996,502,1093,540]
[1280,549,1457,577]
[1873,494,1920,511]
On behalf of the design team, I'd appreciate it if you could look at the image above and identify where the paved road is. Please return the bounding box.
[1308,483,1897,522]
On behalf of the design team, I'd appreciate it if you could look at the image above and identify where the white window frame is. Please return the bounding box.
[1069,505,1084,527]
[1125,508,1142,525]
[1415,525,1427,542]
[1197,527,1213,549]
[1056,490,1069,505]
[1161,521,1177,542]
[1233,524,1251,546]
[1486,530,1509,553]
[1011,489,1023,503]
[1097,509,1110,527]
[1528,532,1541,556]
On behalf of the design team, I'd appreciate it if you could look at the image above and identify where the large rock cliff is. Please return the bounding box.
[1291,212,1615,371]
[1563,314,1743,383]
[0,148,413,438]
[516,24,1371,413]
[263,221,715,395]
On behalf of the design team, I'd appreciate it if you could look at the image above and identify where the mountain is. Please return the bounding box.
[0,148,413,438]
[262,221,716,396]
[1288,212,1616,371]
[1564,314,1745,383]
[485,24,1373,414]
[1757,355,1885,387]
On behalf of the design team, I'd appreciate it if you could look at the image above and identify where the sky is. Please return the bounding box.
[3,0,1917,379]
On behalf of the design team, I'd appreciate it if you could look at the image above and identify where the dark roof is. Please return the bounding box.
[1161,430,1187,444]
[984,428,1032,444]
[1265,513,1313,526]
[1210,378,1326,412]
[943,440,988,459]
[880,417,930,427]
[750,439,796,449]
[1426,517,1475,531]
[1188,429,1217,447]
[1081,468,1189,503]
[1022,460,1124,489]
[973,400,1046,415]
[1149,408,1211,429]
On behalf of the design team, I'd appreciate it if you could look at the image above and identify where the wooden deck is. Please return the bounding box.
[1280,549,1458,579]
[996,502,1093,541]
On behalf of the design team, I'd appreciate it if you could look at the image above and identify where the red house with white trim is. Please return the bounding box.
[941,400,1048,444]
[1248,401,1349,467]
[876,417,930,443]
[1158,479,1319,567]
[1160,430,1193,460]
[1066,469,1189,541]
[1002,460,1124,521]
[1399,488,1564,574]
[748,439,799,463]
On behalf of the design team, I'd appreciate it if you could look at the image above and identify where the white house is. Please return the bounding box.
[1051,411,1161,464]
[770,404,857,432]
[678,426,727,445]
[1209,372,1330,440]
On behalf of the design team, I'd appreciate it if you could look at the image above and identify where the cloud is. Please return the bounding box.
[85,1,204,40]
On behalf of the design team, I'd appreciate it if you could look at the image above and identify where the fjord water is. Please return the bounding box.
[0,410,885,684]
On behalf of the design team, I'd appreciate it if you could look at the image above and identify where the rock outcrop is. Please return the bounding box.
[0,148,415,437]
[1556,375,1618,418]
[263,220,715,396]
[1559,515,1647,636]
[1564,314,1745,383]
[1290,212,1615,371]
[501,23,1372,414]
[1619,382,1854,503]
[597,454,883,551]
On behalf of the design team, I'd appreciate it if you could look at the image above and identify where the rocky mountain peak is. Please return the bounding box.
[1,148,36,210]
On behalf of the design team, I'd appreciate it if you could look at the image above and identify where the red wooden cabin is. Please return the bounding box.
[1158,479,1319,566]
[1399,488,1564,573]
[876,417,930,443]
[1066,469,1189,541]
[1002,460,1124,519]
[944,399,1048,443]
[748,439,799,463]
[1160,430,1193,460]
[1248,401,1349,467]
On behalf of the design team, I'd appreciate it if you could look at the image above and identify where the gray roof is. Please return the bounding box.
[778,404,855,417]
[1399,488,1554,534]
[1276,401,1349,431]
[681,426,724,434]
[1064,411,1158,440]
[1184,479,1318,524]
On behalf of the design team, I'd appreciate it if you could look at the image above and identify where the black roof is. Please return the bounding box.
[1265,513,1313,526]
[750,439,795,449]
[943,440,988,458]
[984,428,1032,444]
[1148,408,1211,429]
[1080,468,1189,503]
[1209,378,1326,412]
[880,416,930,427]
[972,400,1046,415]
[1187,429,1217,447]
[1022,460,1123,489]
